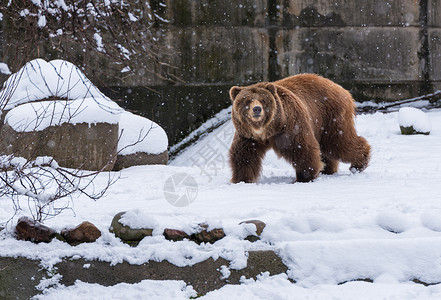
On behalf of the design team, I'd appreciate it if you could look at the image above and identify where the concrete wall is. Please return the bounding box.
[1,0,440,146]
[149,0,430,96]
[126,0,439,146]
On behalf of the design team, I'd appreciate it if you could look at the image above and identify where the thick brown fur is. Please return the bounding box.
[229,74,371,183]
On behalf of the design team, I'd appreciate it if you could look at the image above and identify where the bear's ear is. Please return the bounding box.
[229,86,243,101]
[266,83,277,97]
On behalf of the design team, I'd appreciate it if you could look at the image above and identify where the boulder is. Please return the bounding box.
[15,216,56,243]
[61,221,102,245]
[113,150,168,170]
[0,59,168,171]
[109,212,153,242]
[113,111,169,170]
[0,120,118,171]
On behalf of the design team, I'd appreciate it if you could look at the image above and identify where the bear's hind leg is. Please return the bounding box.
[321,157,339,175]
[339,135,371,173]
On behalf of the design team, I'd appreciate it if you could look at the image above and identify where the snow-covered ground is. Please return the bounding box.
[1,108,441,299]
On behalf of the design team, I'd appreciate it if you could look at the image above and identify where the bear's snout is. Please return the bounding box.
[249,100,264,120]
[253,106,262,116]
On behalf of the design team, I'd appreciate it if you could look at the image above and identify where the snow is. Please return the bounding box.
[1,108,441,298]
[117,112,168,155]
[219,265,231,279]
[1,59,110,111]
[93,33,104,52]
[202,273,441,300]
[128,12,138,22]
[34,156,59,169]
[0,62,11,75]
[33,279,197,300]
[1,59,167,155]
[38,15,47,27]
[399,107,432,133]
[170,106,231,156]
[5,99,121,132]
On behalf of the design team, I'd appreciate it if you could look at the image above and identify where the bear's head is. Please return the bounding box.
[229,83,279,139]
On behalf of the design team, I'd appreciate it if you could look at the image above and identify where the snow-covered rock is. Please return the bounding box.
[0,59,168,170]
[113,111,168,170]
[1,59,109,111]
[398,107,431,135]
[5,99,121,132]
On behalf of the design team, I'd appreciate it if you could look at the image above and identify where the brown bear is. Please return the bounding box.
[229,73,371,183]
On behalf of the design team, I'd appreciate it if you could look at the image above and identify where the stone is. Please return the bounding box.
[398,107,432,135]
[0,120,118,172]
[239,220,266,236]
[239,220,266,242]
[113,150,168,171]
[193,224,225,244]
[112,111,168,170]
[15,216,56,243]
[109,212,153,242]
[61,221,102,245]
[0,59,169,172]
[400,126,431,135]
[163,228,190,241]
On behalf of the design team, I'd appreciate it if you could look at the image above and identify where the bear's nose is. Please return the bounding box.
[253,106,262,114]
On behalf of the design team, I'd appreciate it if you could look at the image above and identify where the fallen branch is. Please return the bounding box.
[378,90,441,110]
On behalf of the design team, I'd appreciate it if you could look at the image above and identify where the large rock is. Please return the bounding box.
[0,120,119,171]
[0,59,168,171]
[113,151,168,170]
[15,216,56,243]
[113,111,169,169]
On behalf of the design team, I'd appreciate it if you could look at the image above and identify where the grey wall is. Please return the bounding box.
[150,0,439,99]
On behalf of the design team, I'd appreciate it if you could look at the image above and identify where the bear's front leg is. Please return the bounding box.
[229,134,269,183]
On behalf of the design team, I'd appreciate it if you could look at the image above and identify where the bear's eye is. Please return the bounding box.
[245,100,251,106]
